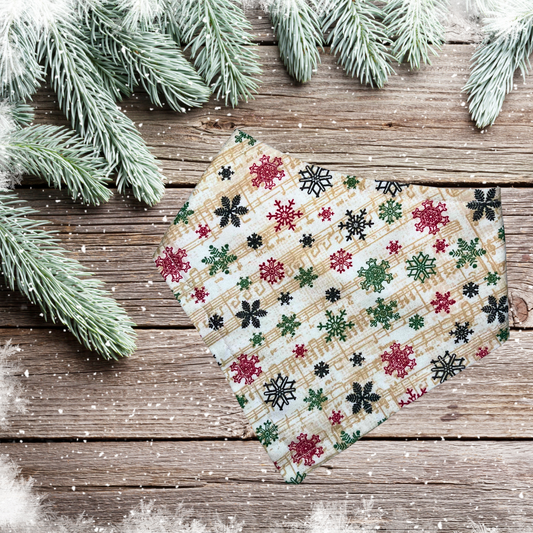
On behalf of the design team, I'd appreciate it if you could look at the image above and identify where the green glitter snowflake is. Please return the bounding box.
[201,244,237,275]
[287,472,307,484]
[405,252,437,283]
[358,258,393,293]
[277,313,302,337]
[497,327,509,342]
[237,276,252,291]
[498,227,505,241]
[378,199,402,224]
[236,394,248,409]
[333,430,361,451]
[344,175,360,190]
[409,314,425,330]
[304,388,328,411]
[250,332,265,347]
[318,309,355,342]
[484,271,501,286]
[255,420,279,446]
[449,237,487,269]
[294,266,319,288]
[173,201,194,225]
[234,130,257,145]
[366,298,400,330]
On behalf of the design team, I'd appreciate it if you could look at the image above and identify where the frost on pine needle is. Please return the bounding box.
[115,0,166,29]
[0,340,26,429]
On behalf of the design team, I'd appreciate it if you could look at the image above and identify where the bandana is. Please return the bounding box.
[153,129,509,484]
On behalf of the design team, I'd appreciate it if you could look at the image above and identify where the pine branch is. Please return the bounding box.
[5,125,112,205]
[10,102,34,128]
[321,0,394,88]
[178,0,261,107]
[86,2,211,112]
[464,2,533,129]
[268,0,323,83]
[384,0,447,70]
[38,18,165,206]
[0,191,136,360]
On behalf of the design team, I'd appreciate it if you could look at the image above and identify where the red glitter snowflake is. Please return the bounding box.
[249,155,285,190]
[266,199,303,231]
[229,354,262,385]
[192,286,209,304]
[288,433,325,467]
[292,344,307,358]
[155,246,191,283]
[412,199,450,235]
[386,240,402,255]
[318,206,334,221]
[430,291,456,314]
[259,257,285,285]
[330,248,353,273]
[476,346,490,359]
[399,387,427,407]
[381,342,416,378]
[196,224,211,239]
[433,239,449,253]
[328,410,344,426]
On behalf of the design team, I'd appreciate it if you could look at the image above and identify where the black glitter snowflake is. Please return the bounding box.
[430,351,466,384]
[449,321,474,344]
[218,165,234,180]
[278,291,293,305]
[346,381,380,415]
[263,373,297,410]
[325,287,341,303]
[350,352,365,367]
[338,208,374,241]
[214,195,249,227]
[298,164,334,197]
[462,282,479,298]
[467,188,501,222]
[300,233,315,248]
[208,314,224,331]
[314,361,330,378]
[247,233,263,249]
[482,295,508,324]
[235,299,267,328]
[375,180,410,197]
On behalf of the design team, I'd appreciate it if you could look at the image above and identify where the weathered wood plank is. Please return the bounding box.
[1,188,531,327]
[2,440,532,529]
[1,328,532,440]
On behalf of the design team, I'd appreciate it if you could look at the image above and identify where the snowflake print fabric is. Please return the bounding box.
[153,129,509,484]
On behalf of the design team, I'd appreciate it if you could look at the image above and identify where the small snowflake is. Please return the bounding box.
[346,381,381,415]
[318,309,354,342]
[255,420,279,446]
[230,353,262,385]
[208,314,224,331]
[475,346,490,359]
[350,352,365,367]
[386,240,402,255]
[481,295,508,324]
[173,291,181,303]
[278,291,293,305]
[405,252,437,283]
[358,258,393,293]
[250,332,265,347]
[202,244,237,275]
[408,314,425,330]
[484,271,501,286]
[449,237,487,269]
[267,199,303,231]
[237,276,252,291]
[249,154,285,190]
[497,327,510,342]
[259,257,285,285]
[325,287,341,303]
[333,430,361,451]
[235,299,267,328]
[236,394,248,408]
[399,387,427,407]
[467,188,501,221]
[430,291,456,314]
[277,313,302,337]
[300,233,315,248]
[218,165,234,180]
[155,246,191,283]
[433,239,448,253]
[314,361,330,378]
[375,180,409,197]
[378,199,402,224]
[192,286,209,304]
[294,266,319,288]
[412,199,449,235]
[462,282,479,298]
[338,208,374,241]
[449,321,474,344]
[330,249,353,273]
[329,410,344,425]
[318,206,334,221]
[263,373,297,410]
[430,351,466,384]
[196,224,211,239]
[173,201,194,224]
[344,175,360,189]
[380,342,416,378]
[298,164,334,197]
[304,388,328,411]
[288,433,324,466]
[247,233,263,249]
[235,131,257,145]
[214,194,249,227]
[292,344,307,358]
[498,227,505,241]
[366,297,400,330]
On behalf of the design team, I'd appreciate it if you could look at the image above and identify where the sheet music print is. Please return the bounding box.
[153,129,509,483]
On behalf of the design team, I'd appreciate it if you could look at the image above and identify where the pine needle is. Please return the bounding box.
[322,0,395,88]
[464,0,533,128]
[178,0,262,107]
[384,0,448,70]
[0,191,136,360]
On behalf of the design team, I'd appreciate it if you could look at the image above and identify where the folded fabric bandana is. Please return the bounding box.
[153,129,509,484]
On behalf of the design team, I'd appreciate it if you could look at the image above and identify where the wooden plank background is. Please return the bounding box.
[2,7,533,530]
